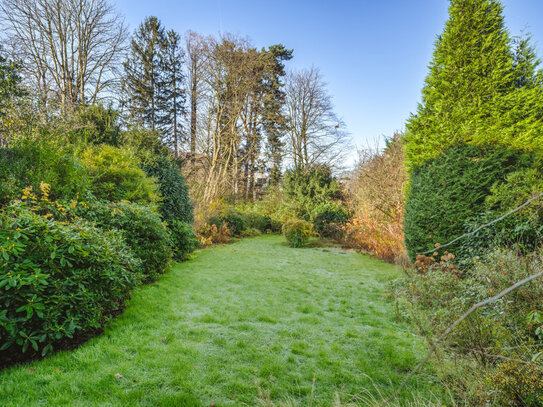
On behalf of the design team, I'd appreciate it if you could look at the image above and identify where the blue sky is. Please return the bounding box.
[115,0,543,162]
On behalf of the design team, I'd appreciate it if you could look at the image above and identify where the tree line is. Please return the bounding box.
[0,0,349,206]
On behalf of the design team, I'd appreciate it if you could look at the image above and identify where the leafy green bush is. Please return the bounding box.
[234,198,285,231]
[244,213,273,232]
[77,202,171,281]
[282,165,342,220]
[141,155,193,224]
[9,186,171,281]
[79,145,160,205]
[404,143,534,261]
[282,219,312,248]
[0,138,88,205]
[241,186,295,225]
[169,220,199,261]
[270,219,282,233]
[312,202,348,239]
[0,205,139,364]
[208,211,247,236]
[222,212,246,235]
[240,227,262,237]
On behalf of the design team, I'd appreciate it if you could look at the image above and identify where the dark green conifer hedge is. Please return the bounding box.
[404,143,533,260]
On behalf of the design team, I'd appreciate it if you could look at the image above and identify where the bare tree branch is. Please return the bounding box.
[0,0,128,111]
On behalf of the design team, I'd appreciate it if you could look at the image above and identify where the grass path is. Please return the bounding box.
[0,235,440,406]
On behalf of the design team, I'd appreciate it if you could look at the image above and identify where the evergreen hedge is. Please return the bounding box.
[404,143,533,260]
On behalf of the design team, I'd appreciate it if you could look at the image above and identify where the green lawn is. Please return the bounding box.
[0,235,441,406]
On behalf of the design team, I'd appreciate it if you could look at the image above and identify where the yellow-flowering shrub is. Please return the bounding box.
[491,360,543,406]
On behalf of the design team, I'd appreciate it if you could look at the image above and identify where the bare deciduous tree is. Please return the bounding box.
[284,67,350,170]
[348,133,407,222]
[200,35,254,204]
[0,0,127,111]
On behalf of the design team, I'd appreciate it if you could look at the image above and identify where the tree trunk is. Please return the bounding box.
[190,73,197,156]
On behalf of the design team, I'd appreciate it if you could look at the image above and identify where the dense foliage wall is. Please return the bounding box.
[404,143,534,260]
[404,0,543,259]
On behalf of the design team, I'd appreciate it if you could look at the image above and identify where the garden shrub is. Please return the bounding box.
[79,144,160,205]
[395,248,543,400]
[404,143,534,261]
[221,212,246,235]
[244,213,273,232]
[240,228,262,237]
[234,198,285,232]
[77,201,171,281]
[270,219,282,233]
[457,210,543,264]
[312,202,348,239]
[282,165,342,220]
[141,155,194,224]
[0,205,139,365]
[242,186,295,225]
[208,211,246,236]
[0,138,88,205]
[17,188,171,282]
[169,220,199,261]
[196,223,232,246]
[491,359,543,406]
[282,219,312,248]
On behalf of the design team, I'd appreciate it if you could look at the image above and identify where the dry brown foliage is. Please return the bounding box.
[343,216,405,263]
[195,223,232,246]
[344,133,408,263]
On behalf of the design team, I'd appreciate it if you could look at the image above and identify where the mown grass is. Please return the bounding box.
[0,235,443,406]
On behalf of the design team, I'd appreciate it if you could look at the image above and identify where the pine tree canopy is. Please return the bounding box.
[405,0,543,170]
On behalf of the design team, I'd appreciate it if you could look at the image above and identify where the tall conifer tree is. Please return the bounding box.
[261,44,293,185]
[405,0,516,169]
[403,0,543,258]
[159,30,187,157]
[123,17,166,132]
